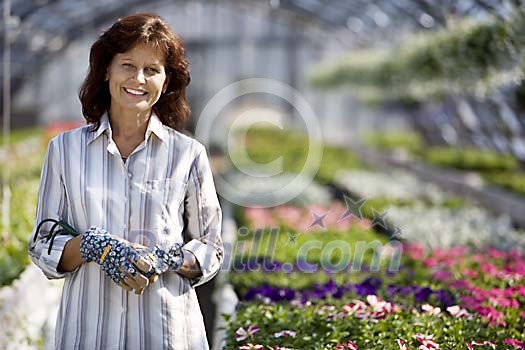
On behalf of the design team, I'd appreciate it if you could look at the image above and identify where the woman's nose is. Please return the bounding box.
[133,69,146,83]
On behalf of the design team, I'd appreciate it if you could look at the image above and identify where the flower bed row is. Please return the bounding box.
[364,131,525,198]
[225,164,525,348]
[227,238,525,348]
[336,169,525,249]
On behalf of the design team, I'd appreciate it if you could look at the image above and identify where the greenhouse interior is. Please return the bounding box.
[1,0,525,349]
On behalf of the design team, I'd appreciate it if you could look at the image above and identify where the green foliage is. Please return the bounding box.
[225,302,521,350]
[237,127,310,175]
[364,131,424,155]
[236,127,362,185]
[308,14,525,101]
[316,146,362,185]
[0,127,41,147]
[363,131,523,196]
[235,226,388,265]
[0,133,44,286]
[425,147,518,171]
[483,171,525,196]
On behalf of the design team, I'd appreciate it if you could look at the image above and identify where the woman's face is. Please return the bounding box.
[106,43,169,115]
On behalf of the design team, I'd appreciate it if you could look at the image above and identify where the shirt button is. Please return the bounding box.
[128,172,132,178]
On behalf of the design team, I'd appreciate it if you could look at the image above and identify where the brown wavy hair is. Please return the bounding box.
[79,13,190,131]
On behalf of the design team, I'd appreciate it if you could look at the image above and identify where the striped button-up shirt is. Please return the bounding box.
[28,112,223,350]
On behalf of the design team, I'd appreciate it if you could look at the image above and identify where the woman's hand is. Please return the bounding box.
[133,244,203,283]
[132,244,184,276]
[80,226,155,295]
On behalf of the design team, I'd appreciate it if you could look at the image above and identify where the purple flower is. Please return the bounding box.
[414,287,433,302]
[435,289,455,307]
[354,277,382,296]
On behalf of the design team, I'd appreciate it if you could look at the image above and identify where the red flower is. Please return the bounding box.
[336,340,358,350]
[397,339,409,350]
[504,339,525,349]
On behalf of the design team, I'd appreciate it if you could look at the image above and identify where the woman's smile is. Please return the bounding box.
[123,87,148,96]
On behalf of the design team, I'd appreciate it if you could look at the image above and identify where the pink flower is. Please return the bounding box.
[488,248,506,259]
[235,325,259,342]
[432,270,452,281]
[404,243,426,260]
[239,344,264,350]
[514,286,525,297]
[449,280,471,289]
[504,339,525,349]
[521,311,525,319]
[461,269,478,279]
[479,263,502,279]
[244,208,278,228]
[336,340,359,350]
[475,306,506,326]
[423,257,439,268]
[460,295,484,310]
[489,296,519,309]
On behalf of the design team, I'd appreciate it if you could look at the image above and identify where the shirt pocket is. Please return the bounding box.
[144,178,188,244]
[144,178,187,207]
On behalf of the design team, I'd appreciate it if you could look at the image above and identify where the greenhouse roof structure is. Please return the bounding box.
[1,0,520,96]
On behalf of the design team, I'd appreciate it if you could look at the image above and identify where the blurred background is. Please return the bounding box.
[1,1,525,349]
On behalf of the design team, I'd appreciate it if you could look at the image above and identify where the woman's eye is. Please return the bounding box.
[147,67,160,74]
[122,63,134,68]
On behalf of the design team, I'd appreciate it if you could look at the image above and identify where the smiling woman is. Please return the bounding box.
[79,13,191,132]
[28,13,222,350]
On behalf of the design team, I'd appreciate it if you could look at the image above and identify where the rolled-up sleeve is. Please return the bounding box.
[28,136,76,280]
[182,143,223,288]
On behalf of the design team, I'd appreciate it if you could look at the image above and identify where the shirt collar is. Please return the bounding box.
[88,111,167,145]
[145,112,167,144]
[87,112,111,145]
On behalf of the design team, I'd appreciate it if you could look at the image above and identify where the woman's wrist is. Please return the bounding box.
[176,249,202,279]
[57,235,85,273]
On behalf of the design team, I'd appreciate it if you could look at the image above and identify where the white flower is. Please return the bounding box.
[235,325,259,342]
[421,304,441,315]
[273,330,297,338]
[446,305,472,319]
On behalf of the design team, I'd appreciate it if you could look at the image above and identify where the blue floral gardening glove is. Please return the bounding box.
[80,226,153,294]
